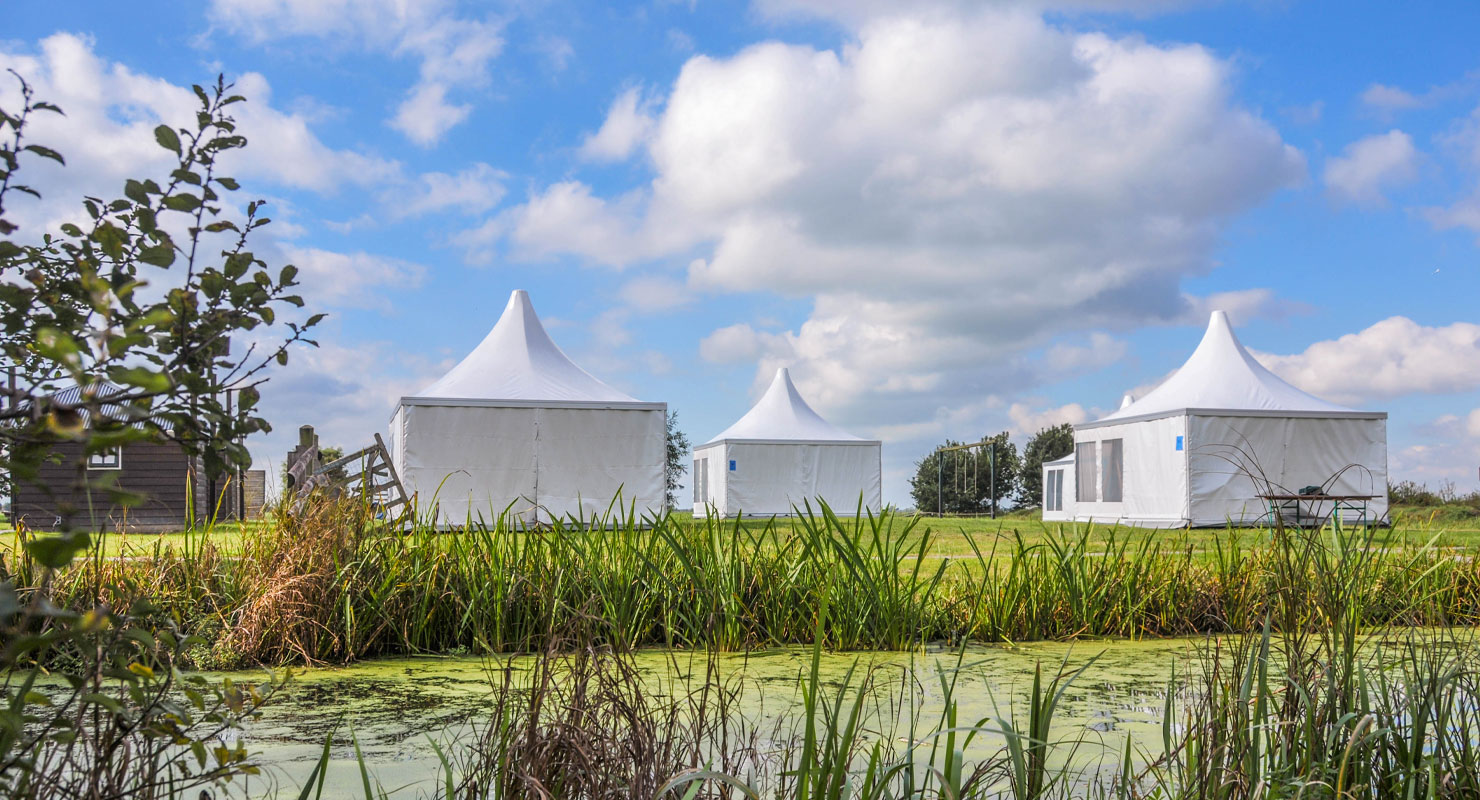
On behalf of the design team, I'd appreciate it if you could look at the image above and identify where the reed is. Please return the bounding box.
[7,495,1480,667]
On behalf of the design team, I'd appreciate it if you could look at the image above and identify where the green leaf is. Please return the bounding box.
[162,194,201,212]
[124,179,150,205]
[106,365,173,393]
[155,124,181,155]
[217,176,240,190]
[279,264,298,286]
[23,143,65,165]
[23,530,92,570]
[138,244,175,267]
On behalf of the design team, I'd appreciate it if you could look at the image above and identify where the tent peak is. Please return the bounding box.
[405,290,644,404]
[1095,308,1361,422]
[706,367,871,443]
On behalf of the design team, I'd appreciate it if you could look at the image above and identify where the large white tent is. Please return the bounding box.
[391,290,666,525]
[694,368,881,517]
[1045,311,1388,527]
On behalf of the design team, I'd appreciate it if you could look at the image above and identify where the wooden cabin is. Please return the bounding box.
[8,382,265,532]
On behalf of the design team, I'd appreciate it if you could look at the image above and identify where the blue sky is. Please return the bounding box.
[6,0,1480,505]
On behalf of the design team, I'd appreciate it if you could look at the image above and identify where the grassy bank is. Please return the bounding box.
[5,498,1479,667]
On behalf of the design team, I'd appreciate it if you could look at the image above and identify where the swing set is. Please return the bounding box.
[933,440,997,518]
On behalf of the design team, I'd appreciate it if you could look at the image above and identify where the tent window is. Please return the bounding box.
[1075,443,1097,502]
[1101,439,1123,503]
[1046,469,1063,512]
[87,447,122,471]
[693,458,704,506]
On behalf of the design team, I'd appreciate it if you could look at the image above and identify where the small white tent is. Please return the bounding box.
[693,368,881,517]
[1048,310,1388,527]
[391,290,666,525]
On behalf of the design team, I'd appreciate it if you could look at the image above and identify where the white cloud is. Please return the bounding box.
[488,6,1301,434]
[1007,402,1089,435]
[534,35,575,72]
[208,0,504,145]
[1423,103,1480,239]
[1042,333,1126,372]
[1182,289,1310,327]
[580,87,657,163]
[393,162,507,218]
[281,247,427,310]
[1323,130,1418,207]
[698,323,790,364]
[618,275,692,311]
[1361,83,1425,114]
[391,82,473,146]
[0,33,397,237]
[1254,317,1480,406]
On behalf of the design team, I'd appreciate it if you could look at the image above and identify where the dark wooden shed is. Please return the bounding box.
[8,382,263,533]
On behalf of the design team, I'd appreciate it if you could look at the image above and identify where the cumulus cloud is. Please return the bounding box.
[580,87,657,163]
[484,5,1303,435]
[1007,402,1090,435]
[1254,317,1480,406]
[1323,130,1418,207]
[281,247,427,310]
[208,0,504,145]
[618,275,692,311]
[392,162,507,218]
[0,33,398,238]
[1042,333,1127,372]
[1422,103,1480,239]
[1361,83,1426,114]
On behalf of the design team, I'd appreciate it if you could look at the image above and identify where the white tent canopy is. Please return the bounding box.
[391,290,666,525]
[694,368,881,517]
[1049,311,1388,528]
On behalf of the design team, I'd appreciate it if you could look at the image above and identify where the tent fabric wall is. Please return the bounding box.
[723,441,882,517]
[1187,414,1388,526]
[393,403,666,525]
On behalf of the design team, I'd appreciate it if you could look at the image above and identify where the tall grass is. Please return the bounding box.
[5,496,1480,667]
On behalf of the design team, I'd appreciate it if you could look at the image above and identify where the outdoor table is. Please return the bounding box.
[1257,493,1379,529]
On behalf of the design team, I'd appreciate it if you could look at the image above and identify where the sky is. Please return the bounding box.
[4,0,1480,507]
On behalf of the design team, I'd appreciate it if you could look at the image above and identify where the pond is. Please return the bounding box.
[228,637,1213,798]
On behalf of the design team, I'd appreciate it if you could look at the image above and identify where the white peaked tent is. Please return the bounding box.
[693,368,881,517]
[391,290,666,525]
[1047,310,1388,527]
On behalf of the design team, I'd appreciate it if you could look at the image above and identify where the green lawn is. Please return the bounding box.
[6,504,1477,563]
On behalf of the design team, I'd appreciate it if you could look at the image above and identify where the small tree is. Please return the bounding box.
[1,71,314,796]
[665,410,690,508]
[1017,423,1076,507]
[1,73,318,544]
[909,431,1018,513]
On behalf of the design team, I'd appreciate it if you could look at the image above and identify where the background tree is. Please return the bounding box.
[1,73,318,545]
[1017,422,1076,507]
[665,411,690,508]
[909,431,1019,513]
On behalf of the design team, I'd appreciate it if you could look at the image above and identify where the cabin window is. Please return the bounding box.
[1075,443,1097,502]
[87,447,122,470]
[1101,439,1124,503]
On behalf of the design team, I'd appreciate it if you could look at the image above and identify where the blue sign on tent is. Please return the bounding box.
[729,460,737,471]
[1175,435,1184,451]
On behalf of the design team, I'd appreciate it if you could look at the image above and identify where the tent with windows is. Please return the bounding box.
[1044,310,1388,527]
[390,290,667,526]
[693,368,881,517]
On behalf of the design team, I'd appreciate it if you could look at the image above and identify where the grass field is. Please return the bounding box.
[7,503,1479,561]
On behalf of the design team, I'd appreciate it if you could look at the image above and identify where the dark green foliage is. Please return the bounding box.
[1016,423,1075,507]
[909,432,1019,513]
[664,411,690,508]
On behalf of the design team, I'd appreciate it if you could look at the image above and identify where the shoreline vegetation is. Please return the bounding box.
[5,498,1479,668]
[5,497,1480,797]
